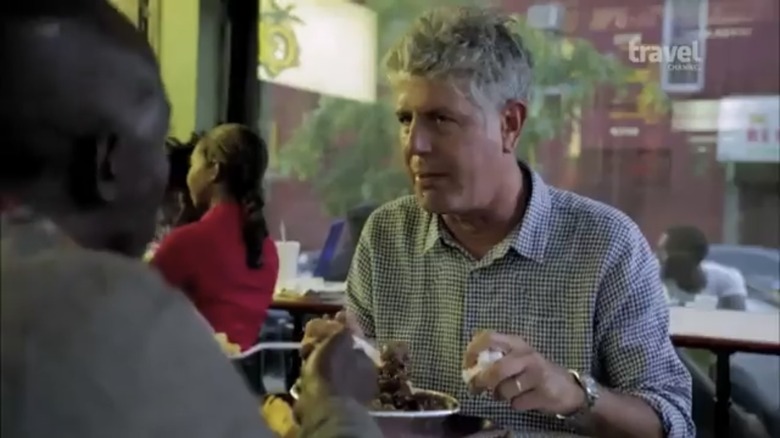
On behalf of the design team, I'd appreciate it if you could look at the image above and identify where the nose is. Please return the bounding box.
[405,119,432,155]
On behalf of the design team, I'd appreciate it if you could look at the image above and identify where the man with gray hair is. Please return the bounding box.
[337,6,693,437]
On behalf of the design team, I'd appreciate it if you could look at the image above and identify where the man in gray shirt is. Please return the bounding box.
[0,1,380,437]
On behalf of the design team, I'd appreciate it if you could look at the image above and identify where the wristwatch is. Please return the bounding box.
[556,369,600,421]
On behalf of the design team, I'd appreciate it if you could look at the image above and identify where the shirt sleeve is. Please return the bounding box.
[298,397,383,438]
[717,266,748,298]
[594,226,695,438]
[5,252,382,438]
[345,218,376,339]
[6,253,273,438]
[151,225,197,292]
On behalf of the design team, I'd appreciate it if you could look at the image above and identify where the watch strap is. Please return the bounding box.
[556,370,599,421]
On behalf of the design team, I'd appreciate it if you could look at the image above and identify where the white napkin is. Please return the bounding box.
[462,349,504,384]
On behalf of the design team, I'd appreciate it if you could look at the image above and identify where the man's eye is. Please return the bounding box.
[434,115,452,125]
[397,114,412,125]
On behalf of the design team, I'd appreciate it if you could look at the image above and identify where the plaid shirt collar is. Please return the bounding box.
[423,163,551,263]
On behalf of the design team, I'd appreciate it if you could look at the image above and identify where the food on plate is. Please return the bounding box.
[462,349,504,384]
[370,341,452,411]
[297,322,456,412]
[214,332,241,357]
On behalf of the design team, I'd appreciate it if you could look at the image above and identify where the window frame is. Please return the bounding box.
[660,0,710,93]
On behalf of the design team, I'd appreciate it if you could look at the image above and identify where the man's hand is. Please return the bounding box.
[295,329,378,422]
[464,330,585,416]
[300,310,365,360]
[301,317,344,360]
[334,309,365,337]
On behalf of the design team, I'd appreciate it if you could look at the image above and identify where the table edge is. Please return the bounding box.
[671,334,780,355]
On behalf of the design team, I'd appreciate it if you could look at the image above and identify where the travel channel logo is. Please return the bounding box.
[628,39,703,71]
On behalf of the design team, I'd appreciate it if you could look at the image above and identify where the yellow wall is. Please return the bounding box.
[110,0,200,140]
[158,1,200,139]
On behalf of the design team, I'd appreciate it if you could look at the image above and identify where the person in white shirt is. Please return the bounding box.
[658,225,748,310]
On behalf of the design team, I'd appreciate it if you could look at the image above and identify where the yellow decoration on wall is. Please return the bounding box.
[259,0,303,78]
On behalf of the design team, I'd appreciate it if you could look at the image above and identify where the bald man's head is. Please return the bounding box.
[0,0,171,257]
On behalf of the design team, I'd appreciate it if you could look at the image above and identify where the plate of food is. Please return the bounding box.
[290,339,460,418]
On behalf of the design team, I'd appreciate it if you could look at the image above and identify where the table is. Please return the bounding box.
[669,307,780,438]
[270,293,345,389]
[271,294,345,316]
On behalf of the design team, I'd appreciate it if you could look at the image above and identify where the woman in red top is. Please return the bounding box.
[152,124,279,351]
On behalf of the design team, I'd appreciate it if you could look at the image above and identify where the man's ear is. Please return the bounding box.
[500,100,527,154]
[94,133,119,202]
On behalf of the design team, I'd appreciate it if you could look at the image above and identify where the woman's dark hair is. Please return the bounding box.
[199,124,269,269]
[162,133,204,228]
[166,134,198,193]
[662,225,709,293]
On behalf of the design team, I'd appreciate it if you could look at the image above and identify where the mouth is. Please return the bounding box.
[414,173,447,189]
[414,172,447,180]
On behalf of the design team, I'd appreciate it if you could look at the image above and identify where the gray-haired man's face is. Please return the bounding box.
[393,75,526,215]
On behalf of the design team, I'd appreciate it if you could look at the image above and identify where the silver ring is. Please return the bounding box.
[515,378,523,393]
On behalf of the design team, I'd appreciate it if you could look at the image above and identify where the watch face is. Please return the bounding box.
[583,375,599,406]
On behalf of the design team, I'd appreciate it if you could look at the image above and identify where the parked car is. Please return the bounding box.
[707,244,780,306]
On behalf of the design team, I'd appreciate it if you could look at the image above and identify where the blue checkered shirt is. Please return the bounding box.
[346,169,694,436]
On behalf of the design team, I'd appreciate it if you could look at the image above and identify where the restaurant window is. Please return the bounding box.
[109,0,140,26]
[660,0,709,93]
[257,0,378,250]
